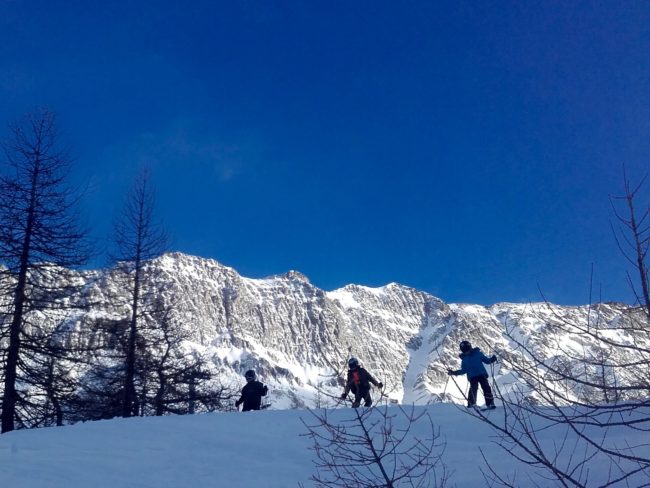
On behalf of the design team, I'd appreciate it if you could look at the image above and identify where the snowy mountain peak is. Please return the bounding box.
[40,252,640,409]
[276,270,310,284]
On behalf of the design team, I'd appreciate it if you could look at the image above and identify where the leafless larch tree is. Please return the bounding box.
[0,110,91,433]
[109,168,169,417]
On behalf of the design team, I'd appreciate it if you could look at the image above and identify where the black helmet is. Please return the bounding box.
[348,357,359,369]
[244,370,256,381]
[459,341,472,353]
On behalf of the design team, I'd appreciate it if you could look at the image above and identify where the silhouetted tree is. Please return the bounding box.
[136,302,235,416]
[611,169,650,317]
[0,110,90,433]
[110,168,167,417]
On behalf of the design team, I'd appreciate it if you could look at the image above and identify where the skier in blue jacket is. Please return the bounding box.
[447,340,497,409]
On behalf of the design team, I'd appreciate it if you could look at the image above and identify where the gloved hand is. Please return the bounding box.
[340,393,347,400]
[263,385,268,394]
[447,369,455,376]
[491,355,497,363]
[377,382,383,389]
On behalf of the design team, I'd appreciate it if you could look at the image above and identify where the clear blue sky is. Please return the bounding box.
[1,1,648,306]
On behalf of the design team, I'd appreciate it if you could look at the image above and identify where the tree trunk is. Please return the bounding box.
[122,263,141,417]
[1,164,38,433]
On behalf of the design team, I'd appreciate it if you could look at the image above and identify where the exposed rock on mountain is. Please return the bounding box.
[55,252,636,409]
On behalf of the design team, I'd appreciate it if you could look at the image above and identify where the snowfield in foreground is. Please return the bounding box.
[0,403,648,487]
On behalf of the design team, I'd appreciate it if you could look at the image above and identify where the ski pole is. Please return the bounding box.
[379,384,388,406]
[489,361,501,404]
[338,393,352,408]
[449,374,469,404]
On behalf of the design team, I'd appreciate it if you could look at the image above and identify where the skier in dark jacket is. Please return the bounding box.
[340,357,383,408]
[447,340,497,409]
[235,370,268,411]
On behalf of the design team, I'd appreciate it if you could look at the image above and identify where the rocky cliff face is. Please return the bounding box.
[60,252,639,409]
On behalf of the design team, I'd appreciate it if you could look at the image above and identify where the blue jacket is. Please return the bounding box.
[451,348,496,379]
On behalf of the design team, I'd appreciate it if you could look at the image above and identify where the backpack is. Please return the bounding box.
[349,369,362,394]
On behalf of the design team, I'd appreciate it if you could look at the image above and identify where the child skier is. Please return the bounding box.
[340,357,383,408]
[235,370,268,411]
[447,340,497,409]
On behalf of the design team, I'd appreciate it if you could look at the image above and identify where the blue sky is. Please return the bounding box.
[1,1,648,305]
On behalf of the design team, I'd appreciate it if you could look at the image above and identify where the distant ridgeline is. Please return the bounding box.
[1,252,641,425]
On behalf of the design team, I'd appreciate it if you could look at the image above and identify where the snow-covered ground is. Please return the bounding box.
[0,403,647,487]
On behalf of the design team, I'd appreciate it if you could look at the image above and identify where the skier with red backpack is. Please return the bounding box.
[340,357,383,407]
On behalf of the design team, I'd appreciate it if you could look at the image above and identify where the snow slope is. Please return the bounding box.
[1,403,648,488]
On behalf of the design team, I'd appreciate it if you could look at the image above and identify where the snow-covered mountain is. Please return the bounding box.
[59,252,637,409]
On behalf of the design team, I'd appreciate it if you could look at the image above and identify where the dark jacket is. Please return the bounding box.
[343,367,380,396]
[235,380,268,411]
[450,347,496,379]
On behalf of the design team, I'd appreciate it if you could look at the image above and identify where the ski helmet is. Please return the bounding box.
[244,370,256,381]
[348,357,359,369]
[459,340,472,353]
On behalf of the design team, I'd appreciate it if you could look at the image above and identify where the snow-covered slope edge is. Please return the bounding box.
[2,404,648,488]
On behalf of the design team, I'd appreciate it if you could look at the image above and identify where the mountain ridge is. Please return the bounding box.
[53,251,636,409]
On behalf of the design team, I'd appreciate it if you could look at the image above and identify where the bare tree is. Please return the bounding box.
[301,405,449,488]
[610,169,650,317]
[466,172,650,487]
[110,168,168,417]
[68,359,126,422]
[0,110,90,433]
[136,302,235,416]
